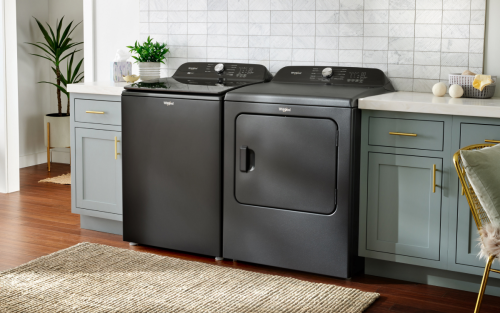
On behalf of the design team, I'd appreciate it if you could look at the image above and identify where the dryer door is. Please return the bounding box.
[235,114,338,214]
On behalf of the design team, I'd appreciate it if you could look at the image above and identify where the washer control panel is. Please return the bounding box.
[173,62,272,82]
[274,66,388,86]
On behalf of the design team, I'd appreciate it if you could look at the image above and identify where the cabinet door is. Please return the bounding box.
[455,123,500,270]
[366,153,442,260]
[75,128,122,215]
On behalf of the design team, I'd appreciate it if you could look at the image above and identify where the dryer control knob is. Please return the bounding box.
[322,67,333,78]
[214,63,225,74]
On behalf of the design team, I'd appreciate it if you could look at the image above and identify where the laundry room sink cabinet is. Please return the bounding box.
[359,111,453,270]
[70,93,123,235]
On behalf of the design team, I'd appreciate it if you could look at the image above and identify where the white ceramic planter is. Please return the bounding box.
[138,62,161,81]
[44,114,70,148]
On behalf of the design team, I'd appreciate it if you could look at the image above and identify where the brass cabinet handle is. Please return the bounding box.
[485,139,500,143]
[389,132,417,137]
[115,136,120,159]
[432,164,436,193]
[86,111,105,114]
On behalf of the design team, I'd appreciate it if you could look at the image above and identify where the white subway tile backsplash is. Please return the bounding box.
[363,50,388,64]
[339,50,362,63]
[270,36,293,48]
[365,0,389,10]
[249,10,271,23]
[440,66,467,79]
[389,0,416,10]
[250,0,271,10]
[208,0,227,10]
[441,38,469,53]
[339,24,363,36]
[228,10,249,22]
[389,24,414,37]
[388,50,414,64]
[339,0,363,11]
[339,37,363,49]
[315,49,338,62]
[415,10,442,24]
[316,0,339,10]
[389,10,415,24]
[416,0,442,10]
[250,35,271,47]
[364,24,389,37]
[271,23,293,35]
[144,0,485,88]
[443,0,470,10]
[364,11,389,24]
[364,37,389,50]
[271,0,293,10]
[389,37,414,51]
[168,0,188,10]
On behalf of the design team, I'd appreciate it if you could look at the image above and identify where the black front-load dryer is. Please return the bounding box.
[223,66,394,278]
[121,62,272,258]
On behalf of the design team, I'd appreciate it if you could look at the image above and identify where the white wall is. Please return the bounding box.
[95,0,140,82]
[16,0,51,167]
[484,0,500,97]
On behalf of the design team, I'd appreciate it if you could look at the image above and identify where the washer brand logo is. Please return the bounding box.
[291,72,302,75]
[279,107,291,112]
[188,67,197,70]
[164,101,174,106]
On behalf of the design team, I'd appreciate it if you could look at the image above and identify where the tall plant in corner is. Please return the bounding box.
[28,17,83,116]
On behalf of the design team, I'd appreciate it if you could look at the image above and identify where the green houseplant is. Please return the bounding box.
[27,17,83,150]
[127,36,169,81]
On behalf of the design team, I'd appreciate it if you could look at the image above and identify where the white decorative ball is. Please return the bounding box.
[432,82,447,97]
[449,84,464,98]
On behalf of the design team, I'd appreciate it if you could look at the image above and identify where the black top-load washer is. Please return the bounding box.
[223,66,394,277]
[121,62,272,258]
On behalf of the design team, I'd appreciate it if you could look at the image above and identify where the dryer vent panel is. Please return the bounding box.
[235,114,338,214]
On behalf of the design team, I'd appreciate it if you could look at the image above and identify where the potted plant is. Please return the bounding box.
[27,17,83,150]
[127,36,169,81]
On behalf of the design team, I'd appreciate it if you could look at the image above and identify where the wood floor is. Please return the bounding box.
[1,163,499,312]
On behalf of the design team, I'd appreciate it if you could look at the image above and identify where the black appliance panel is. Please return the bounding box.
[173,62,273,81]
[122,95,222,256]
[124,77,257,94]
[272,66,389,86]
[235,114,338,215]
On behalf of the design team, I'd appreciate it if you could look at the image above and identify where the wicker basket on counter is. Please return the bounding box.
[449,73,496,99]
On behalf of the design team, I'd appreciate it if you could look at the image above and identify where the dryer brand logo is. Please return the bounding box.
[291,72,302,75]
[188,67,198,70]
[164,101,174,106]
[279,107,291,112]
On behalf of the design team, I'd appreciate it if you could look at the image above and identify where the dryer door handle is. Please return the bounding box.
[240,146,249,172]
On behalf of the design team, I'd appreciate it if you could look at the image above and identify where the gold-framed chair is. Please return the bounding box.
[453,143,500,313]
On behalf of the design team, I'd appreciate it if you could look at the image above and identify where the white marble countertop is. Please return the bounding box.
[68,81,129,96]
[359,91,500,118]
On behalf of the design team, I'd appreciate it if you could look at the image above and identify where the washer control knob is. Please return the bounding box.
[322,67,333,78]
[214,63,225,74]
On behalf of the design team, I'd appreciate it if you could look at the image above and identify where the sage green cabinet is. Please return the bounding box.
[366,153,442,260]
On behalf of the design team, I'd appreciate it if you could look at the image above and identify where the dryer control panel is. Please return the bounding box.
[173,62,273,82]
[273,66,389,87]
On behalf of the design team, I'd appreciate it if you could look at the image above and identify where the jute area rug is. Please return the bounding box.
[39,173,71,185]
[0,243,379,312]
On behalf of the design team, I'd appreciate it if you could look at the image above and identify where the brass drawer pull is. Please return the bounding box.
[115,136,120,160]
[485,139,500,143]
[389,132,417,137]
[432,164,437,193]
[86,111,105,114]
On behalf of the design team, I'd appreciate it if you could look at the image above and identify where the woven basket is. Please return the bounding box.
[449,73,496,99]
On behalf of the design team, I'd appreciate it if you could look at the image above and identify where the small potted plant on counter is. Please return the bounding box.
[27,17,83,170]
[127,36,169,81]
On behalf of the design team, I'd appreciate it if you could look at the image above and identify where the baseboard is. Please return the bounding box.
[365,258,500,297]
[19,148,70,168]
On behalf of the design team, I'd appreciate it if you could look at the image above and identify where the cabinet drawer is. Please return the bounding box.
[368,117,444,151]
[75,99,121,126]
[460,123,500,147]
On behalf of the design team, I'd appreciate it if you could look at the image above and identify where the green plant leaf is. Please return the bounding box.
[39,81,69,96]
